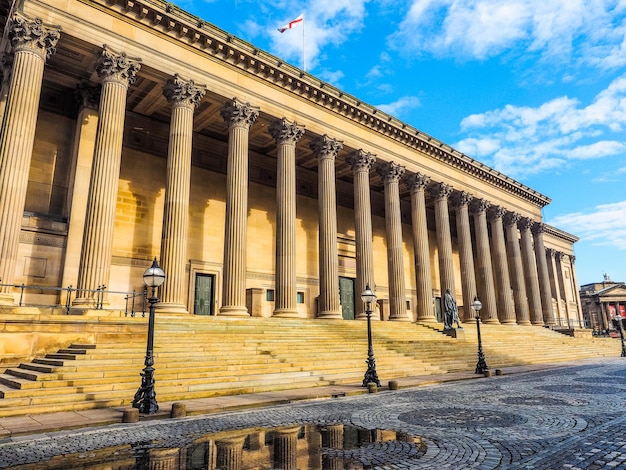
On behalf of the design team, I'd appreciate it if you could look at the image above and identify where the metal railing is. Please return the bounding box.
[0,280,147,317]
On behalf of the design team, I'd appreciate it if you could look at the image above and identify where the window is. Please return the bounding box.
[266,289,275,302]
[297,292,305,304]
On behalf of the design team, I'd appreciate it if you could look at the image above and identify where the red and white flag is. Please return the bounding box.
[278,14,304,33]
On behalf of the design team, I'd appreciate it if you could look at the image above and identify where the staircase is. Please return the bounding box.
[0,315,620,417]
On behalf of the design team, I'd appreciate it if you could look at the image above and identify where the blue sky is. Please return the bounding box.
[171,0,626,286]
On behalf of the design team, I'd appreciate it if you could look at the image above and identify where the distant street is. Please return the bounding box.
[2,358,626,469]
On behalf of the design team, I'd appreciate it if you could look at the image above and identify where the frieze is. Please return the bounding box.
[98,0,551,208]
[221,97,259,129]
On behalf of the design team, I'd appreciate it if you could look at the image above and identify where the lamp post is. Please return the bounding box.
[361,284,381,387]
[614,313,626,358]
[471,296,489,374]
[132,257,165,414]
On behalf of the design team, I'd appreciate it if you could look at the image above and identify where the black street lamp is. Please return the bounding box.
[614,314,626,358]
[361,284,381,387]
[132,257,165,414]
[472,296,489,374]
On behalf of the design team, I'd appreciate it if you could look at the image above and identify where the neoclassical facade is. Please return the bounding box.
[0,0,584,328]
[580,276,626,331]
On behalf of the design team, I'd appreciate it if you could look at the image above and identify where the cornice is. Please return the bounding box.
[91,0,550,207]
[544,224,579,244]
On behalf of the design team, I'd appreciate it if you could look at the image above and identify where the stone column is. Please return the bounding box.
[519,217,543,325]
[347,150,376,319]
[215,436,245,470]
[533,223,556,325]
[555,252,571,326]
[470,199,498,323]
[219,97,259,316]
[547,249,564,325]
[273,426,300,470]
[158,75,206,314]
[60,83,100,304]
[451,191,477,322]
[269,118,304,317]
[311,135,342,319]
[0,14,60,304]
[409,173,435,322]
[379,162,408,321]
[0,53,14,129]
[431,182,456,303]
[148,448,179,470]
[74,47,141,307]
[488,206,516,324]
[503,212,530,325]
[570,255,584,328]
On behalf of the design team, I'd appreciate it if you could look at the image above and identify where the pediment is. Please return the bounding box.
[595,284,626,299]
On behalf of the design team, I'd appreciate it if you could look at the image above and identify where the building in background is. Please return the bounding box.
[580,274,626,331]
[0,0,584,329]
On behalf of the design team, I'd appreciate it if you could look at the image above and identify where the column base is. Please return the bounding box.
[389,315,411,321]
[272,309,299,318]
[516,321,532,326]
[415,316,438,323]
[316,310,342,319]
[499,319,518,325]
[217,306,249,317]
[0,293,16,306]
[156,303,189,314]
[483,318,500,325]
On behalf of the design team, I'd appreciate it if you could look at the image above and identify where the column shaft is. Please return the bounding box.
[311,136,342,319]
[504,212,530,325]
[0,15,59,304]
[471,200,499,323]
[452,192,477,322]
[432,183,456,301]
[273,426,300,470]
[548,249,564,325]
[380,162,408,321]
[75,47,141,306]
[519,218,543,325]
[570,256,584,327]
[488,207,516,324]
[269,118,304,317]
[348,151,376,319]
[410,174,435,322]
[533,223,556,325]
[219,98,258,316]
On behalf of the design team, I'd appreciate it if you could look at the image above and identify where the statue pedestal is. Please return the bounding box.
[443,328,465,340]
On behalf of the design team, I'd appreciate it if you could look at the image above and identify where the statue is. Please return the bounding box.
[443,288,462,330]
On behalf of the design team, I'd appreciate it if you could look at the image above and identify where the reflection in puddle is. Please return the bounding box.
[8,424,425,469]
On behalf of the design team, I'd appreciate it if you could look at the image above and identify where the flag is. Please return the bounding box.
[278,14,304,33]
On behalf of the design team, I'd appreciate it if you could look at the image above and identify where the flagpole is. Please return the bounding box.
[302,16,306,72]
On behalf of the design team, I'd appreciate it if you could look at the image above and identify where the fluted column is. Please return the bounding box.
[488,206,516,324]
[219,98,259,316]
[347,150,376,319]
[60,83,100,305]
[311,135,342,319]
[519,217,543,325]
[470,199,498,323]
[570,255,584,327]
[0,53,14,129]
[533,223,556,325]
[409,173,435,322]
[0,14,60,304]
[503,212,530,325]
[451,191,477,322]
[379,162,408,321]
[555,252,571,326]
[158,75,206,314]
[273,426,300,470]
[269,118,304,317]
[216,436,245,470]
[148,448,179,470]
[74,46,141,307]
[548,249,565,326]
[431,183,456,306]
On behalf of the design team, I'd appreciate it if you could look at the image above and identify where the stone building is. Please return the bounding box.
[0,0,584,328]
[579,275,626,331]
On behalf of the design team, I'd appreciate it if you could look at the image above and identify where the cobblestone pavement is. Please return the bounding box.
[1,358,626,469]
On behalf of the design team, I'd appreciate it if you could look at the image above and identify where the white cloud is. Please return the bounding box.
[390,0,626,68]
[375,96,421,117]
[454,73,626,177]
[549,200,626,250]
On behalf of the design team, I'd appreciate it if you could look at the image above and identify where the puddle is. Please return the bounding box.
[7,424,426,469]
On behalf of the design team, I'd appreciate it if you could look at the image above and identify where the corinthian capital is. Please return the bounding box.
[487,205,507,221]
[164,74,206,108]
[450,190,473,208]
[409,173,430,193]
[430,182,453,201]
[532,222,546,235]
[9,13,61,61]
[310,135,343,160]
[95,45,142,86]
[378,161,405,183]
[269,118,305,145]
[470,198,491,215]
[518,217,535,231]
[503,211,521,227]
[347,150,376,173]
[221,97,259,128]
